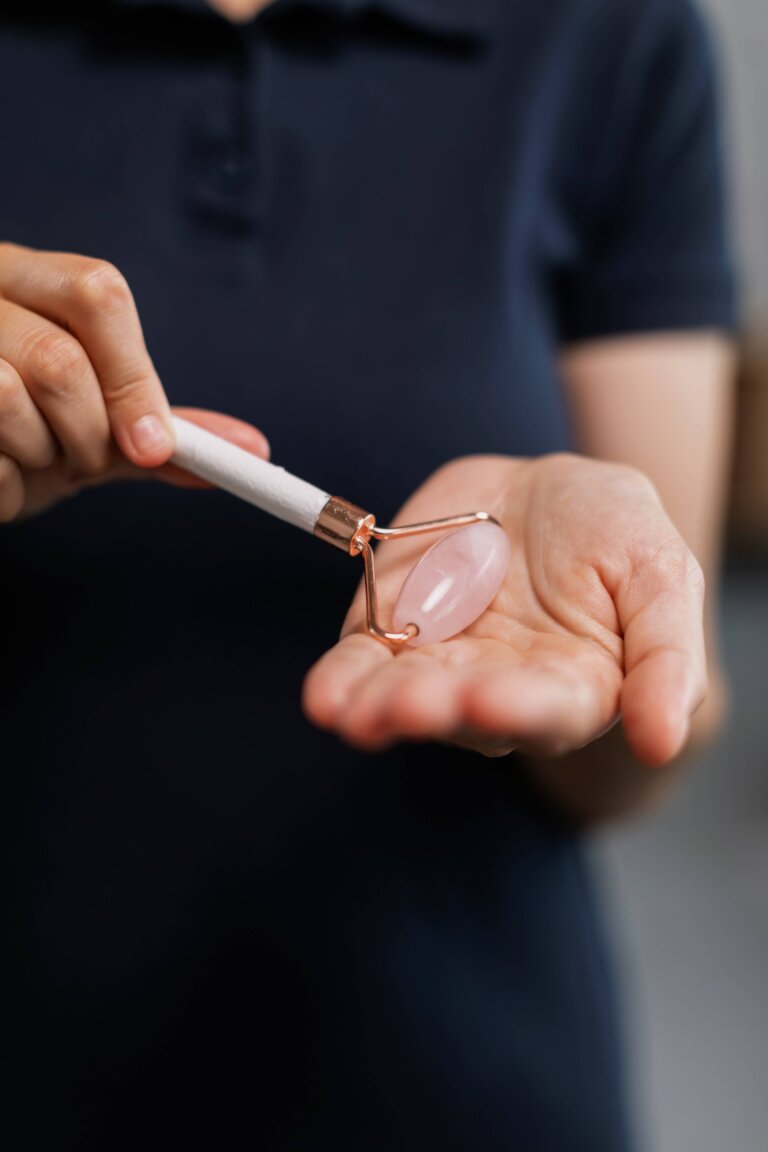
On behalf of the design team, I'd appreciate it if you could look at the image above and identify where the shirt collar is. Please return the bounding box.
[113,0,497,39]
[294,0,497,37]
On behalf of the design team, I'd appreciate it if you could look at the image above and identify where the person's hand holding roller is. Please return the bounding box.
[0,241,269,520]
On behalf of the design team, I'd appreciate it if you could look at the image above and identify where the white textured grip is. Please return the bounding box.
[171,416,330,534]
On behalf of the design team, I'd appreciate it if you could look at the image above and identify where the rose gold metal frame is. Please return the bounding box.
[314,497,500,648]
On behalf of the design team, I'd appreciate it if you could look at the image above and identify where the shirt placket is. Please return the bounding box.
[181,21,261,236]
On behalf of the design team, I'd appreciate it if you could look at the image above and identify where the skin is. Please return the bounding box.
[206,0,274,21]
[544,333,735,821]
[303,450,710,764]
[303,335,734,824]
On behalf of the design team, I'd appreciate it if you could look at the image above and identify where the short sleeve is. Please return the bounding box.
[550,0,738,343]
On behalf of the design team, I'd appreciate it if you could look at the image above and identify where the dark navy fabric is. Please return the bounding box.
[0,1,734,1147]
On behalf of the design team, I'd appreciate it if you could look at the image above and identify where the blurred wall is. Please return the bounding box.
[701,0,768,553]
[703,0,768,317]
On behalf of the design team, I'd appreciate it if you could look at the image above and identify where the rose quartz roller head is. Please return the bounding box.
[171,417,511,649]
[391,520,511,647]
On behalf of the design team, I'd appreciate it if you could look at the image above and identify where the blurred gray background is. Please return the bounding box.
[706,0,768,314]
[594,6,768,1150]
[595,574,768,1152]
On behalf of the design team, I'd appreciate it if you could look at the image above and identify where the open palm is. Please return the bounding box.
[303,453,707,767]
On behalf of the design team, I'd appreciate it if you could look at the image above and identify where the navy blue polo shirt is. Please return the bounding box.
[0,0,734,1148]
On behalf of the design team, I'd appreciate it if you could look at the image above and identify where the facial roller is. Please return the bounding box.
[171,416,511,649]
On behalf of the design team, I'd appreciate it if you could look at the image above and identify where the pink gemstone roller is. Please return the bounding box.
[171,416,511,649]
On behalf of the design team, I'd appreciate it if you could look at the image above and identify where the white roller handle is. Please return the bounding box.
[170,415,330,534]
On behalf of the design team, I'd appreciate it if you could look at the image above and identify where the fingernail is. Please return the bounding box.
[130,415,173,457]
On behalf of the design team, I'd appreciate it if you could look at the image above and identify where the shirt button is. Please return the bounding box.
[182,102,259,232]
[218,154,253,195]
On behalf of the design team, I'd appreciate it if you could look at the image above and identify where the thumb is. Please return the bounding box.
[613,535,707,768]
[19,408,271,519]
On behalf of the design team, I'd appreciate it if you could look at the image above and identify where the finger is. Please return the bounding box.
[0,452,25,522]
[614,537,707,767]
[334,654,465,749]
[78,408,274,491]
[0,244,173,467]
[0,356,57,469]
[306,639,620,755]
[302,632,392,731]
[0,298,111,475]
[461,657,621,756]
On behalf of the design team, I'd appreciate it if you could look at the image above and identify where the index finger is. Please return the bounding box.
[0,242,174,467]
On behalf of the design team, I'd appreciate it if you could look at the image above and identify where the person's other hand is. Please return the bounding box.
[0,243,269,519]
[303,454,707,768]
